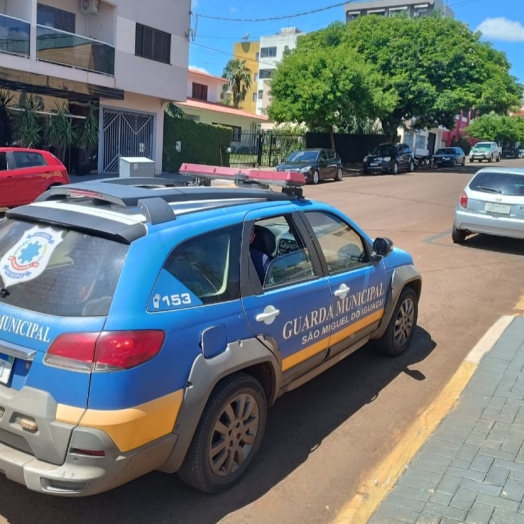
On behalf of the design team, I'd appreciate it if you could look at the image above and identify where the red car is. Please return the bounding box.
[0,147,70,208]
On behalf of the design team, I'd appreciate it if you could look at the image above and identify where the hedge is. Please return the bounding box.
[163,115,232,173]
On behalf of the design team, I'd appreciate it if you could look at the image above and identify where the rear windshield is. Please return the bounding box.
[0,219,128,317]
[469,172,524,197]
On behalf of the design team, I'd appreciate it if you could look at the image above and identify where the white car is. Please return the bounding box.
[453,167,524,243]
[469,142,502,163]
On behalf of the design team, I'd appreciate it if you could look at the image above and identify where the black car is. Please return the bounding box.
[503,147,524,159]
[363,143,415,174]
[276,148,343,184]
[433,147,466,167]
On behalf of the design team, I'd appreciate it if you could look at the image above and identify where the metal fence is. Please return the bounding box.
[229,132,306,167]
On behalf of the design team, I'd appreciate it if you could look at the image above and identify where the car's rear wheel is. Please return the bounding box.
[312,169,320,185]
[462,158,466,166]
[452,224,467,244]
[390,162,399,175]
[373,288,418,357]
[496,154,501,163]
[178,373,267,493]
[335,167,343,181]
[489,155,493,163]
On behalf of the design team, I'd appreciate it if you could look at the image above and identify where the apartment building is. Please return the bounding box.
[345,0,455,21]
[232,40,260,115]
[0,0,190,174]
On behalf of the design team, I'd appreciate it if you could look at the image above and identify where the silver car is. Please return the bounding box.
[453,168,524,243]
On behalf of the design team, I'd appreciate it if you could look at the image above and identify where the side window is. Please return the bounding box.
[319,150,327,161]
[304,211,369,274]
[0,153,7,171]
[164,225,241,306]
[13,152,46,168]
[249,215,316,289]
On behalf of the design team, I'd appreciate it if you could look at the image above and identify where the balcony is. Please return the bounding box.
[36,25,115,76]
[0,14,30,57]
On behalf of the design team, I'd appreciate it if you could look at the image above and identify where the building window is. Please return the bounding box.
[259,69,273,79]
[415,134,426,150]
[135,23,171,64]
[214,124,242,142]
[254,72,258,81]
[346,11,360,21]
[260,47,277,58]
[192,83,208,101]
[37,4,76,33]
[255,52,260,61]
[258,90,263,100]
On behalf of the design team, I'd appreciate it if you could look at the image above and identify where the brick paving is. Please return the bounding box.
[369,316,524,524]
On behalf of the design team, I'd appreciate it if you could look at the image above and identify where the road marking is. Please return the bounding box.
[331,315,516,524]
[423,229,452,244]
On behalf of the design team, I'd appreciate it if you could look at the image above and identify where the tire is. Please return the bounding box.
[177,373,267,494]
[408,159,415,172]
[373,288,418,357]
[312,170,320,185]
[496,154,501,163]
[469,158,475,163]
[335,167,343,181]
[390,162,399,175]
[462,158,466,167]
[452,224,467,244]
[488,155,493,163]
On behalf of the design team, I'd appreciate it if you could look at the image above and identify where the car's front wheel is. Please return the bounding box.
[335,167,343,181]
[312,169,320,185]
[373,288,418,357]
[390,162,399,175]
[178,373,267,493]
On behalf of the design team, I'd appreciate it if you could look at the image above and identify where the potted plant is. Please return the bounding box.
[0,91,14,146]
[74,103,98,175]
[45,102,74,163]
[14,93,43,148]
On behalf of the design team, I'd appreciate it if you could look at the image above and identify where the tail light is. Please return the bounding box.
[44,330,165,372]
[459,191,468,209]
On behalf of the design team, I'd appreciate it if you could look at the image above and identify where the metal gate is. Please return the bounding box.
[101,109,154,174]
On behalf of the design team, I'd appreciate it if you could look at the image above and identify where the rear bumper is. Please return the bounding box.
[455,209,524,239]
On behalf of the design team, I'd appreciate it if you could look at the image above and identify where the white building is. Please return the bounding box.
[345,0,455,21]
[255,27,305,117]
[0,0,190,174]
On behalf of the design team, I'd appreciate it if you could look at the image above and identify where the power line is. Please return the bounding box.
[190,42,278,69]
[193,1,352,22]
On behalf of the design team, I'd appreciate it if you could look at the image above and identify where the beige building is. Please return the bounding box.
[177,69,268,146]
[0,0,190,174]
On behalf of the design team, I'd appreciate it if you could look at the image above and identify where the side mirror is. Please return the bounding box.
[373,237,393,258]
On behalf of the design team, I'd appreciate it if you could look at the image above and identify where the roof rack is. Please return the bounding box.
[179,163,306,198]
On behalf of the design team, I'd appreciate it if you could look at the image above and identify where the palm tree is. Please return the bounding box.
[222,59,252,109]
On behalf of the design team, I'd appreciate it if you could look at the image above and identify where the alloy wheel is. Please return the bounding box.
[393,297,415,348]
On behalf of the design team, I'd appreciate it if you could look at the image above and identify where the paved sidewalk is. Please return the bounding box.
[369,316,524,524]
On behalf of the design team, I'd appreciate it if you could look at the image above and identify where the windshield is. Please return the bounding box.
[371,144,396,156]
[436,148,456,155]
[469,172,524,197]
[0,219,128,316]
[285,150,318,162]
[473,143,491,150]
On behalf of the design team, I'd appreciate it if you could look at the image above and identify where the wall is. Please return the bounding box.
[233,40,259,114]
[306,133,389,164]
[2,0,32,21]
[187,72,226,103]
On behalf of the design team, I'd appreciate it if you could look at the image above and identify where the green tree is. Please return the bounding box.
[222,59,252,109]
[268,44,395,149]
[465,113,524,146]
[273,17,523,140]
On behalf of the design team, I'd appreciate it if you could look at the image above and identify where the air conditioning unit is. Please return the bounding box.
[80,0,100,15]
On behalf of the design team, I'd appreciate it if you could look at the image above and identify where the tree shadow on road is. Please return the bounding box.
[0,327,436,524]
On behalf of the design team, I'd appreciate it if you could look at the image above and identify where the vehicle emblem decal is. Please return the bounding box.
[0,226,64,288]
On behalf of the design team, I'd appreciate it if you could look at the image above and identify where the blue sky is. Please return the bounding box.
[189,0,524,88]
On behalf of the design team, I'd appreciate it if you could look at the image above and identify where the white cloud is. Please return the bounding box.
[189,65,209,74]
[476,17,524,42]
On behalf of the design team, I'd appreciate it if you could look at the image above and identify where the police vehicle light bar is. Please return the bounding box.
[179,164,306,187]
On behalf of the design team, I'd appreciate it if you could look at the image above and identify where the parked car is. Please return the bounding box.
[275,148,343,184]
[0,164,421,496]
[469,142,502,163]
[503,147,524,159]
[0,148,70,208]
[432,147,466,167]
[452,167,524,243]
[363,143,415,174]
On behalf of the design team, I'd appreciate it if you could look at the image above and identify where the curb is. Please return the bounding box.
[331,315,516,524]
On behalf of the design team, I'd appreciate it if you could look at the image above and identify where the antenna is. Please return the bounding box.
[242,33,251,40]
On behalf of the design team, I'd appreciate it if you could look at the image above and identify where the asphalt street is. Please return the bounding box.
[1,159,524,524]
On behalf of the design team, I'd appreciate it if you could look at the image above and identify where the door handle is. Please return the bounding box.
[256,305,280,325]
[334,284,350,299]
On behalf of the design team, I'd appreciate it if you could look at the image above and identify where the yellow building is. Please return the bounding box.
[232,41,260,114]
